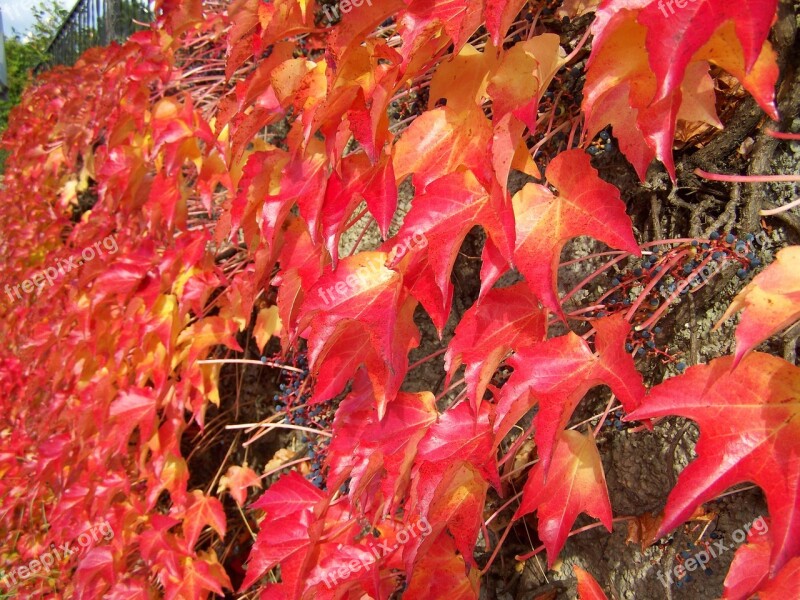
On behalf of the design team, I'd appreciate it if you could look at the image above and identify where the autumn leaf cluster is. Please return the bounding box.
[0,0,798,598]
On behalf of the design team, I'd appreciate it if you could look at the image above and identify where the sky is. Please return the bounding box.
[1,0,73,37]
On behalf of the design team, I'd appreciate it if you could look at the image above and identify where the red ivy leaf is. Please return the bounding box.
[501,150,640,317]
[515,431,613,565]
[445,282,547,409]
[628,353,800,573]
[496,314,646,474]
[575,565,610,600]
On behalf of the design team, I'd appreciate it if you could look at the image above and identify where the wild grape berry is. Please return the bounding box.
[260,356,268,363]
[710,231,720,240]
[725,233,736,243]
[736,268,748,279]
[676,362,686,372]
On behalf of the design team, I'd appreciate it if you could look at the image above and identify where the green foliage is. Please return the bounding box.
[1,1,68,133]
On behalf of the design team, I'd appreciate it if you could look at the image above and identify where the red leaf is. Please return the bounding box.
[484,0,529,47]
[403,533,480,600]
[392,106,493,192]
[723,525,772,599]
[326,371,437,509]
[635,0,778,106]
[321,151,398,260]
[182,490,227,550]
[299,252,420,415]
[410,460,488,567]
[515,431,613,565]
[585,1,779,178]
[400,0,485,55]
[389,169,514,333]
[487,34,566,132]
[164,552,232,600]
[574,566,609,600]
[242,472,324,591]
[628,353,800,573]
[445,282,547,409]
[508,150,640,316]
[751,557,800,598]
[415,401,500,490]
[496,314,646,473]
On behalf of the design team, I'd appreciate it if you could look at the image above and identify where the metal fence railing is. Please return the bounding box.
[38,0,153,71]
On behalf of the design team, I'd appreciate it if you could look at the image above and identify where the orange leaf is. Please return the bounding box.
[514,430,613,566]
[715,246,800,366]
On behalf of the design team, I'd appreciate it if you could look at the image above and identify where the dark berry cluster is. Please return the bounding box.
[587,129,614,156]
[264,351,336,489]
[600,407,642,432]
[582,231,765,365]
[602,408,626,431]
[673,530,723,587]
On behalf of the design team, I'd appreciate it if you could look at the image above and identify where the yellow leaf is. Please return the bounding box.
[253,306,282,353]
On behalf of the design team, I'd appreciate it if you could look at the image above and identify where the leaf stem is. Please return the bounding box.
[515,516,633,562]
[408,347,447,371]
[226,422,333,437]
[197,358,305,373]
[766,129,800,140]
[695,168,800,183]
[484,490,524,527]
